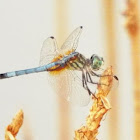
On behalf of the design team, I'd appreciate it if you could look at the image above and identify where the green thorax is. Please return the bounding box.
[67,53,87,70]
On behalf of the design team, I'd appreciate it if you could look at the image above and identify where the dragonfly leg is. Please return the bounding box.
[86,71,93,83]
[90,70,119,81]
[90,70,102,77]
[82,71,97,99]
[86,71,108,86]
[82,71,92,95]
[88,81,108,86]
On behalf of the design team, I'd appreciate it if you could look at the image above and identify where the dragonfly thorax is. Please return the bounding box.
[67,53,87,71]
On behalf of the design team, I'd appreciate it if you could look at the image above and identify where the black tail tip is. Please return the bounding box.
[0,74,6,79]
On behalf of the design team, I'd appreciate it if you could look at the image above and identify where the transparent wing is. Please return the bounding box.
[39,27,83,66]
[48,69,91,106]
[60,26,83,54]
[39,37,59,66]
[68,70,91,106]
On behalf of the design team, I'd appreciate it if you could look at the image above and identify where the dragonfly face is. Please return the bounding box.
[90,54,104,71]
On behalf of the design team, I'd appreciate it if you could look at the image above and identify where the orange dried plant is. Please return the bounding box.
[5,109,24,140]
[74,66,114,140]
[123,1,140,139]
[122,0,140,37]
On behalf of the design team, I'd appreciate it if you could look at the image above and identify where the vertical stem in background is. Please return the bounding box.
[123,1,140,140]
[102,1,119,140]
[55,0,71,140]
[56,0,69,45]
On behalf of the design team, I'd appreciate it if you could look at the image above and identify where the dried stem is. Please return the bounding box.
[101,1,118,139]
[74,66,114,140]
[55,1,71,140]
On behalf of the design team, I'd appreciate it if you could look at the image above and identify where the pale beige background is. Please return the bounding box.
[0,0,134,140]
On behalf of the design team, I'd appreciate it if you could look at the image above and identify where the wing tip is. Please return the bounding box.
[50,36,54,39]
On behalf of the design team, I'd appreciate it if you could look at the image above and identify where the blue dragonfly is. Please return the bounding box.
[0,26,117,105]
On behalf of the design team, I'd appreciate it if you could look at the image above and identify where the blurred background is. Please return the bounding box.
[0,0,139,140]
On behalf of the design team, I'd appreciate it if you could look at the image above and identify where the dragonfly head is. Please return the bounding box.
[90,54,104,71]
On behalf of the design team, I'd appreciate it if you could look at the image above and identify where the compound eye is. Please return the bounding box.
[90,54,96,60]
[91,55,104,70]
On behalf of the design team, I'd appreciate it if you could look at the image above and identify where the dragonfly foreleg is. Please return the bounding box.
[90,70,119,81]
[86,71,108,86]
[90,70,103,77]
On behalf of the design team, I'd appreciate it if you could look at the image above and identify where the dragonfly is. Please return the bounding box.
[0,26,117,106]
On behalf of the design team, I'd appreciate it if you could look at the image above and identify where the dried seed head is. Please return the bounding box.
[5,109,24,140]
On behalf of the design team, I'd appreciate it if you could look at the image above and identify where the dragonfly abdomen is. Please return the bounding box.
[0,62,61,79]
[0,67,45,79]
